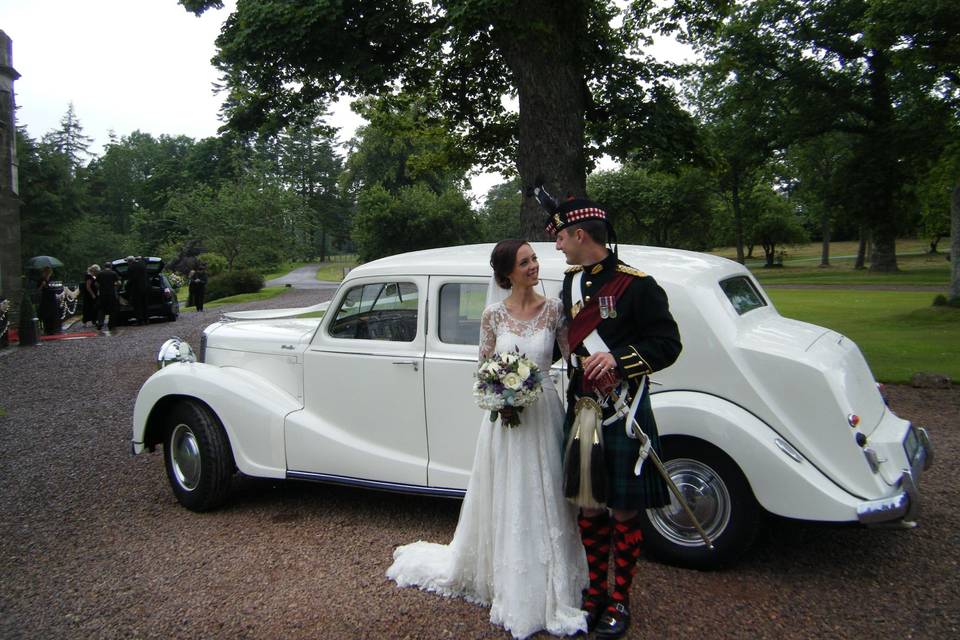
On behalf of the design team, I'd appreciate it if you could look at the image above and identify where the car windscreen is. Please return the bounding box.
[719,275,767,315]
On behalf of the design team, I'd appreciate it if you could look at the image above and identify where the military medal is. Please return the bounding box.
[599,296,610,319]
[609,297,618,318]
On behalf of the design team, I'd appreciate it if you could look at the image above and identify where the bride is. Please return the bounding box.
[386,239,588,638]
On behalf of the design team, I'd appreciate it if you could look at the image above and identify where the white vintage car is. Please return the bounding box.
[132,243,932,568]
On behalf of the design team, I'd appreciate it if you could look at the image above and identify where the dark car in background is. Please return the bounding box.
[108,257,180,323]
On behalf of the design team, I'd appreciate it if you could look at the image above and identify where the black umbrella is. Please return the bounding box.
[24,255,64,271]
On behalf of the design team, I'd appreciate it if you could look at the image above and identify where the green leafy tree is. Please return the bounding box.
[780,132,858,266]
[917,137,960,255]
[669,0,960,272]
[748,184,808,267]
[42,103,93,175]
[342,95,473,198]
[165,177,304,271]
[16,127,88,262]
[587,164,717,250]
[272,117,349,260]
[479,179,523,242]
[353,184,480,261]
[180,0,696,239]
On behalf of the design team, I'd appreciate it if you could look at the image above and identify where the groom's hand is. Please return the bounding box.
[583,352,617,381]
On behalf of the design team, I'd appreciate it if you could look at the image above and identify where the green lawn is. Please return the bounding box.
[710,239,951,287]
[767,289,960,384]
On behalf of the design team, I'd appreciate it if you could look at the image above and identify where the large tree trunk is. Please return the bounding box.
[496,2,587,241]
[865,47,899,272]
[951,184,960,302]
[855,225,868,269]
[870,222,898,272]
[731,174,745,264]
[819,210,830,267]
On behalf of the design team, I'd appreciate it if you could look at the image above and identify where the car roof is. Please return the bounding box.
[347,243,745,287]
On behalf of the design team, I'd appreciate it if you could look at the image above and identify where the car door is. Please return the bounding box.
[423,276,561,490]
[423,276,489,489]
[285,276,429,487]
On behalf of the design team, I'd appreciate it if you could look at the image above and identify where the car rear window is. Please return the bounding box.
[438,283,487,345]
[719,276,767,315]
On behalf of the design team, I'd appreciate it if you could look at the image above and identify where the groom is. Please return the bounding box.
[545,195,682,639]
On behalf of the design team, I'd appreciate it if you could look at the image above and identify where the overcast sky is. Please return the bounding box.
[0,0,693,201]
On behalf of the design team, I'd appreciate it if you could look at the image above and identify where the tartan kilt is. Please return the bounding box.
[563,381,670,511]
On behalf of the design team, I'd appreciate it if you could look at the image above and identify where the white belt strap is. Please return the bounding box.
[571,270,608,356]
[571,271,650,474]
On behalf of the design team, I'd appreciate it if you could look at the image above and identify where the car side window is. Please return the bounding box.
[438,283,487,345]
[720,276,767,315]
[329,282,419,342]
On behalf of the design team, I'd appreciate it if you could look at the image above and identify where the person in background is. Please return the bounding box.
[81,264,99,327]
[190,263,208,312]
[96,261,120,332]
[37,266,61,335]
[126,256,149,325]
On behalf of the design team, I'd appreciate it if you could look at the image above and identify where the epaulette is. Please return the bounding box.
[564,265,583,274]
[617,265,646,278]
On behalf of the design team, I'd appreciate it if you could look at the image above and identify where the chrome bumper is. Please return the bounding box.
[856,427,933,525]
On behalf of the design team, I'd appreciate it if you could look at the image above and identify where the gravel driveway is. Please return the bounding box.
[0,288,957,639]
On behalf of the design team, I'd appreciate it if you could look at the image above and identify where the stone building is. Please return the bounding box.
[0,30,21,314]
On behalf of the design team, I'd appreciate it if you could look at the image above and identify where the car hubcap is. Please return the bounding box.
[647,457,731,547]
[170,423,201,491]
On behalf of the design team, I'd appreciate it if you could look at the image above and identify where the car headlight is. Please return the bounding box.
[157,337,196,369]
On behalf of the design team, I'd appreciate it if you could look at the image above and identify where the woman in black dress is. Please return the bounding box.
[81,264,99,326]
[189,264,208,312]
[37,266,61,335]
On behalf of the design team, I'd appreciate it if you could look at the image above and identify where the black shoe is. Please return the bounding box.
[582,594,607,632]
[594,603,630,639]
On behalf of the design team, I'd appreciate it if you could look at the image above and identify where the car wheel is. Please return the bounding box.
[162,400,234,512]
[638,437,761,570]
[166,314,177,322]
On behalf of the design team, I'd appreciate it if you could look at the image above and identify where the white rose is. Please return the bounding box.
[503,372,523,390]
[517,364,531,381]
[503,352,518,364]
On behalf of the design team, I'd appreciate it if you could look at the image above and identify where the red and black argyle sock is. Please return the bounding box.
[609,514,644,611]
[578,511,612,609]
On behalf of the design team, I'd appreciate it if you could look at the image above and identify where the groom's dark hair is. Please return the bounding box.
[567,219,608,246]
[490,239,529,289]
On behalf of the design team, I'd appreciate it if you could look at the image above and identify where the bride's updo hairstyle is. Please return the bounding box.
[490,239,529,289]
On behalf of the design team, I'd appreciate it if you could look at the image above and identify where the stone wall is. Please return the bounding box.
[0,30,22,318]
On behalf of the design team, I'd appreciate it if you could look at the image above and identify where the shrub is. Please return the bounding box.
[205,269,264,302]
[933,294,947,306]
[197,253,228,277]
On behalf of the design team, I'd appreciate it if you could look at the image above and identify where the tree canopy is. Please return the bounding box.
[180,0,696,238]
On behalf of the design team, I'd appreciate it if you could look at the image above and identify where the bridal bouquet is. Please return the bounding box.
[473,347,544,427]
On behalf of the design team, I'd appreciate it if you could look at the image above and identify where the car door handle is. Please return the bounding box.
[392,360,419,371]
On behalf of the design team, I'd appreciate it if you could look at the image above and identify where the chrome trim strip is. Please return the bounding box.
[774,438,803,463]
[286,471,465,499]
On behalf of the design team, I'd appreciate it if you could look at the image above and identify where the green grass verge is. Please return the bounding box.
[767,289,960,384]
[316,259,359,282]
[203,286,290,308]
[0,405,5,417]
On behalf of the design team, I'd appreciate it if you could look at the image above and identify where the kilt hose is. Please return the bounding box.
[563,374,670,512]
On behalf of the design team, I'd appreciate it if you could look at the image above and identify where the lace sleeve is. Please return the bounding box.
[478,304,498,361]
[552,298,571,362]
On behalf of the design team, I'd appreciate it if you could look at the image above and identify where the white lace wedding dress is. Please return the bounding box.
[386,298,588,639]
